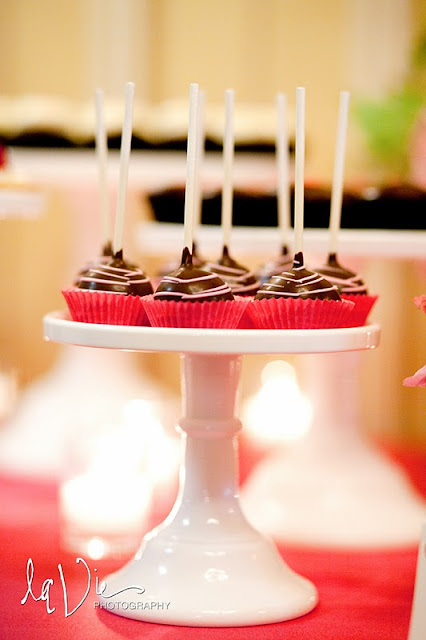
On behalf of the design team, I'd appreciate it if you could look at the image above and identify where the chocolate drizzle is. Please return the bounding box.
[255,251,341,300]
[316,253,368,295]
[154,246,234,302]
[204,245,260,296]
[76,251,153,296]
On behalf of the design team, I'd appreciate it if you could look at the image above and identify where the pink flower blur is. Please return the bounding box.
[403,364,426,388]
[414,296,426,313]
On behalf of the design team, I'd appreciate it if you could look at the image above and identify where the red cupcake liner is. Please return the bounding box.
[341,294,378,327]
[246,297,355,330]
[142,295,250,329]
[237,314,256,329]
[62,289,149,326]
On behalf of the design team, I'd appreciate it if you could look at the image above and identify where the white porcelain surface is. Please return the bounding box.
[99,519,317,626]
[44,312,381,355]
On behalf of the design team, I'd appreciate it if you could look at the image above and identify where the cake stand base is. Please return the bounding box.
[99,512,317,626]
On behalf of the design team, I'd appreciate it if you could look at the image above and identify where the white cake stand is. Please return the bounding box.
[43,313,380,627]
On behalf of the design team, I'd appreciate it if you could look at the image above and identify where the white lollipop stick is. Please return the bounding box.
[293,87,305,256]
[95,88,110,248]
[193,89,205,241]
[276,92,290,249]
[222,89,235,250]
[183,83,199,255]
[329,90,350,255]
[113,81,135,256]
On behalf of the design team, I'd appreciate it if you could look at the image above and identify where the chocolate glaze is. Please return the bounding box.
[204,245,260,296]
[258,245,294,283]
[76,250,153,296]
[316,253,368,295]
[154,247,233,302]
[255,251,341,300]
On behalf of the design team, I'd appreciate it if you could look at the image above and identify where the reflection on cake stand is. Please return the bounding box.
[242,350,426,548]
[43,313,380,626]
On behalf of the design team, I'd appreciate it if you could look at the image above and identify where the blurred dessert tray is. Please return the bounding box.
[11,148,426,257]
[0,188,45,219]
[11,148,277,190]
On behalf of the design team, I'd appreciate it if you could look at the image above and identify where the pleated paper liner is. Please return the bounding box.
[246,297,355,330]
[237,296,256,328]
[62,289,149,326]
[341,294,378,327]
[143,295,250,329]
[237,314,256,329]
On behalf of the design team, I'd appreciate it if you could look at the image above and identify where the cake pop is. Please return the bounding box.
[316,252,368,295]
[154,246,232,302]
[256,251,340,301]
[314,91,377,325]
[203,89,260,296]
[63,82,152,325]
[204,245,259,296]
[76,249,153,297]
[247,88,354,329]
[155,91,206,277]
[258,93,293,282]
[144,84,249,328]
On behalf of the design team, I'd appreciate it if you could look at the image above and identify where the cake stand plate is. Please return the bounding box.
[43,314,380,626]
[43,311,380,355]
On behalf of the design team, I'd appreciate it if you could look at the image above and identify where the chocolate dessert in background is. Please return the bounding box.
[2,130,279,152]
[146,182,426,230]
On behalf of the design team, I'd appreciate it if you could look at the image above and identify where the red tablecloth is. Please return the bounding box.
[1,447,424,640]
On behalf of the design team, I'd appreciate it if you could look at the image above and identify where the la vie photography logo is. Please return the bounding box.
[20,557,171,617]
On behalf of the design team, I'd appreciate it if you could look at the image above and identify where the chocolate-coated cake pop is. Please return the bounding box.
[255,251,340,301]
[316,253,367,295]
[76,250,153,297]
[204,246,260,296]
[154,247,233,302]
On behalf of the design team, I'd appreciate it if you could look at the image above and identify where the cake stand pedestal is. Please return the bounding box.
[43,314,380,626]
